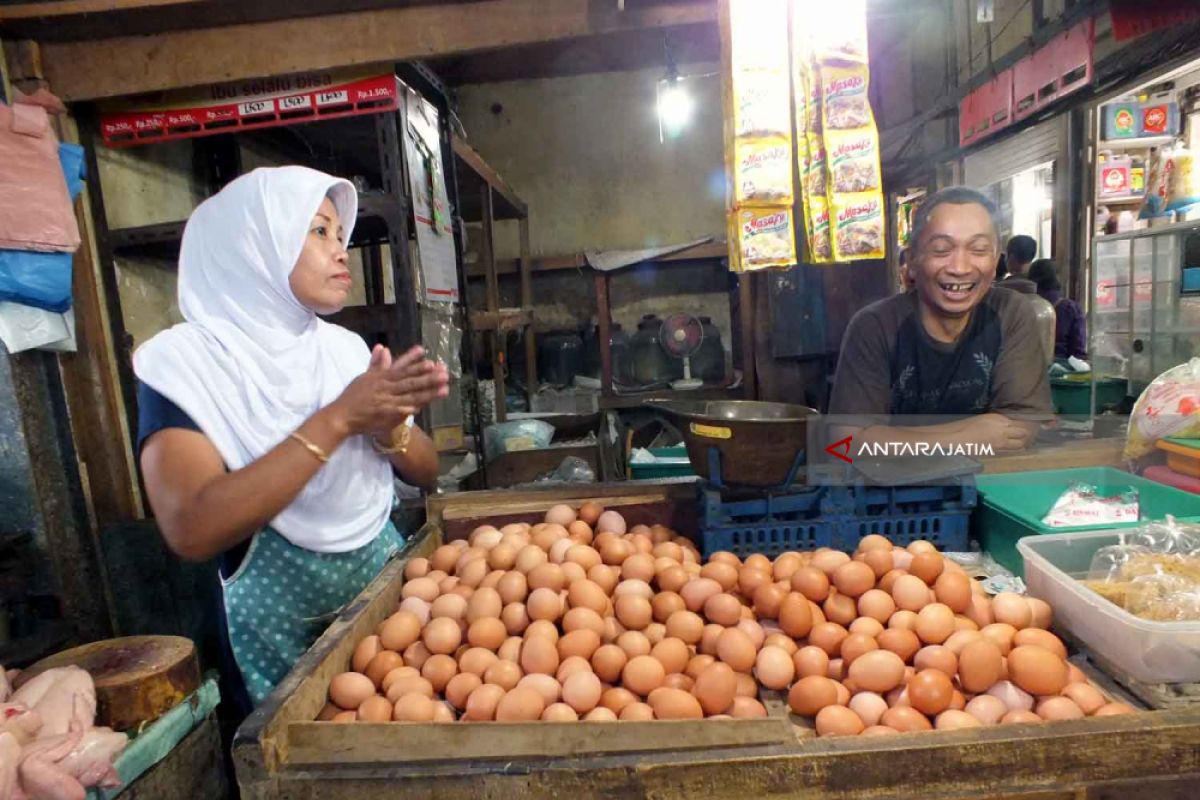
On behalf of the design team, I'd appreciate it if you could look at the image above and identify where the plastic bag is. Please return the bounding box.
[0,101,80,253]
[1126,568,1200,621]
[535,456,596,484]
[1165,145,1200,212]
[1041,482,1139,528]
[1125,515,1200,556]
[830,192,885,261]
[733,137,793,205]
[1124,357,1200,458]
[1088,541,1155,583]
[733,207,796,270]
[484,419,554,460]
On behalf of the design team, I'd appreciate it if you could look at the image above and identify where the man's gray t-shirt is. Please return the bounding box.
[829,288,1053,419]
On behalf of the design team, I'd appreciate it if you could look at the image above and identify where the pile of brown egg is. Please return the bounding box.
[318,503,1136,732]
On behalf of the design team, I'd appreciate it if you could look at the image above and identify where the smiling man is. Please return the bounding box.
[828,186,1052,452]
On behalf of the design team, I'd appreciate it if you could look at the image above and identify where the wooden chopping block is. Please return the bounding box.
[13,635,201,732]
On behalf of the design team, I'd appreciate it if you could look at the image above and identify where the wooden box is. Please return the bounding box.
[234,482,1200,800]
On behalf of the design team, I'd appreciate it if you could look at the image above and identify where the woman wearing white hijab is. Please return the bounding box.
[135,166,448,704]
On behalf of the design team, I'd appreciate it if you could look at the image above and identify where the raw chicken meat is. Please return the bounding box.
[11,670,94,739]
[56,728,124,790]
[0,666,126,800]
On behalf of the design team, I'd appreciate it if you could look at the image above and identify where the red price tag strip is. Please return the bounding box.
[101,73,398,147]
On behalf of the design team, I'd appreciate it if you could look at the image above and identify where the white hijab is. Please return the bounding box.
[134,166,394,553]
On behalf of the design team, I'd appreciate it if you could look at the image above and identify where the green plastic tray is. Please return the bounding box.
[1049,376,1127,416]
[629,446,694,479]
[973,466,1200,574]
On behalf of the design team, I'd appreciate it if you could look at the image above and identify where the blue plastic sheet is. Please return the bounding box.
[0,143,85,312]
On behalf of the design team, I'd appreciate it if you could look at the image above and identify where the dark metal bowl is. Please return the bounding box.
[649,400,820,487]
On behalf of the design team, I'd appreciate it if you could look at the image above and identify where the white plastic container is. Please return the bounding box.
[1018,531,1200,684]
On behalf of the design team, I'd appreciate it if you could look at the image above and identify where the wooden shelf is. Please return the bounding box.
[466,240,728,279]
[599,386,744,410]
[1099,136,1175,150]
[452,134,527,222]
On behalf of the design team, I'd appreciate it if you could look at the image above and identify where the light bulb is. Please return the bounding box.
[657,80,693,139]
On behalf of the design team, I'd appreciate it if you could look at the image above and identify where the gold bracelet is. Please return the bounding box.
[372,416,413,456]
[289,431,331,463]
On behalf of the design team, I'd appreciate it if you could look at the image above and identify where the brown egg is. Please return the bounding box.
[578,502,604,526]
[488,543,519,572]
[892,575,932,612]
[652,591,686,624]
[351,635,383,674]
[685,654,717,680]
[791,567,831,602]
[933,572,972,613]
[1026,597,1053,630]
[887,610,918,631]
[957,639,1004,693]
[1093,702,1136,716]
[881,706,933,731]
[680,578,723,613]
[567,579,608,615]
[730,696,768,718]
[965,594,994,628]
[404,557,432,580]
[1061,682,1107,715]
[623,655,666,696]
[953,615,978,632]
[913,645,958,676]
[876,628,921,663]
[526,562,565,594]
[494,686,546,721]
[646,687,703,719]
[908,552,945,586]
[401,577,440,603]
[840,633,879,666]
[351,695,389,723]
[457,558,490,590]
[444,672,482,710]
[810,549,851,577]
[595,510,627,535]
[914,603,956,645]
[699,623,725,656]
[746,583,783,620]
[329,672,376,710]
[583,643,623,683]
[754,646,796,690]
[559,671,602,714]
[765,632,799,654]
[907,669,954,716]
[878,569,908,595]
[662,672,694,692]
[567,520,594,544]
[600,686,638,714]
[465,617,507,651]
[779,592,815,638]
[665,610,705,644]
[827,658,846,682]
[398,597,432,627]
[861,725,900,736]
[620,553,655,583]
[962,694,1006,725]
[544,504,577,526]
[935,709,981,730]
[618,701,655,721]
[815,705,865,736]
[526,587,563,622]
[943,629,985,656]
[462,683,506,720]
[736,618,765,648]
[860,548,893,580]
[1008,645,1069,696]
[617,630,652,658]
[421,654,458,693]
[832,561,876,598]
[392,693,436,722]
[788,675,840,715]
[1012,628,1067,660]
[657,566,689,594]
[847,650,906,693]
[699,592,740,626]
[402,641,432,671]
[555,656,592,684]
[793,645,830,679]
[500,602,530,636]
[851,589,892,625]
[808,622,849,657]
[820,591,856,627]
[693,662,737,715]
[985,680,1034,712]
[553,630,598,663]
[1066,663,1088,685]
[421,617,462,656]
[466,586,503,623]
[992,593,1033,630]
[716,628,757,673]
[848,691,889,727]
[484,659,523,691]
[1000,709,1042,725]
[520,636,560,676]
[700,561,739,592]
[584,706,619,722]
[458,647,498,677]
[1036,696,1084,721]
[650,637,690,676]
[540,702,579,721]
[378,611,422,652]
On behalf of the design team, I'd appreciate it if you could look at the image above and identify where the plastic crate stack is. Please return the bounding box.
[697,480,976,558]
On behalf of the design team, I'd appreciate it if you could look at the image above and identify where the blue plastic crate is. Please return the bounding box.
[698,480,974,557]
[701,520,834,559]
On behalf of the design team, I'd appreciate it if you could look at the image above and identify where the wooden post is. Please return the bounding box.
[738,273,756,400]
[480,186,505,422]
[519,216,537,404]
[596,272,613,398]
